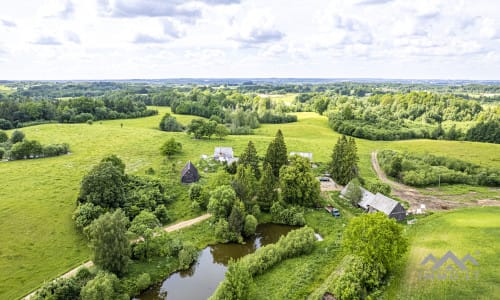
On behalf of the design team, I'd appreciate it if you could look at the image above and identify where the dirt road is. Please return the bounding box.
[24,213,212,299]
[371,151,471,210]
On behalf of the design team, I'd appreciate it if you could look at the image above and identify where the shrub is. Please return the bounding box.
[270,202,306,226]
[0,130,8,142]
[243,215,258,237]
[73,203,105,231]
[178,243,199,270]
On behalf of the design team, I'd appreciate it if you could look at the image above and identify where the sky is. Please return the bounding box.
[0,0,499,80]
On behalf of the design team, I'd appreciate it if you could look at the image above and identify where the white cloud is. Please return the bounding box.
[0,0,499,79]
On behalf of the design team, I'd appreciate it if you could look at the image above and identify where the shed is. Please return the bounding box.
[290,151,313,161]
[214,147,239,164]
[340,183,406,221]
[365,193,407,221]
[181,161,200,184]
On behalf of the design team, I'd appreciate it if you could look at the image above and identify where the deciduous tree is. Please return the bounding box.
[87,210,130,276]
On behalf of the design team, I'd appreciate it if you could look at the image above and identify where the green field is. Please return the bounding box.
[384,207,500,299]
[1,107,499,299]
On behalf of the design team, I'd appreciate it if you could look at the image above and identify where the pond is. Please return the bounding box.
[136,223,298,300]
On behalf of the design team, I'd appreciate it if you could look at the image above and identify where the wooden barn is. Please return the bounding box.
[341,183,406,221]
[181,161,200,184]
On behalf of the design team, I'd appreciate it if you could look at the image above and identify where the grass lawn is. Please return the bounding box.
[0,107,498,299]
[384,207,500,299]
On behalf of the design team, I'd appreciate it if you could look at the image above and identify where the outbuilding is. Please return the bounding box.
[181,161,200,184]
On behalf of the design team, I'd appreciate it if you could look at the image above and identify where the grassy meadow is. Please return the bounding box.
[1,107,499,299]
[384,207,500,299]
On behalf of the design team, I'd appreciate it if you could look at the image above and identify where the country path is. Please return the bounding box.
[24,213,212,299]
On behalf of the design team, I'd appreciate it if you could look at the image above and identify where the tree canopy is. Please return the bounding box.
[263,129,288,178]
[329,135,359,185]
[280,155,320,207]
[87,210,130,276]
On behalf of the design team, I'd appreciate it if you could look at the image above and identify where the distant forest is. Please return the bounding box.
[0,81,498,143]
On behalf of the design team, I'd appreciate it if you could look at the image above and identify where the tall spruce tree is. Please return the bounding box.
[263,129,288,178]
[239,141,261,179]
[257,163,278,211]
[232,164,257,205]
[330,135,359,185]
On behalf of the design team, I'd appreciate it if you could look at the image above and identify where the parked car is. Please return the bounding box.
[331,208,341,217]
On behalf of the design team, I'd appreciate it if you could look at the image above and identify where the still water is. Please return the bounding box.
[137,223,297,300]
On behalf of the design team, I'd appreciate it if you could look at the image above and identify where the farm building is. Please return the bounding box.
[214,147,239,164]
[181,161,200,184]
[290,152,313,161]
[341,184,406,221]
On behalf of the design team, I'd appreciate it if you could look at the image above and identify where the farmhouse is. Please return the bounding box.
[341,184,406,221]
[214,147,239,164]
[181,161,200,184]
[290,151,313,161]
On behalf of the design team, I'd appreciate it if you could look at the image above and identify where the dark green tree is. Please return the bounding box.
[232,164,257,205]
[257,163,278,211]
[239,141,261,179]
[329,135,359,185]
[263,129,288,178]
[87,210,130,276]
[227,201,246,241]
[101,154,126,174]
[10,130,25,144]
[280,156,320,207]
[78,161,125,208]
[129,210,160,236]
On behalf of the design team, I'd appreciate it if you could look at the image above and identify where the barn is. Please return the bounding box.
[341,183,406,221]
[181,161,200,184]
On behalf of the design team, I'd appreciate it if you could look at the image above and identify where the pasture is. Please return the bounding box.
[384,207,500,299]
[0,107,498,298]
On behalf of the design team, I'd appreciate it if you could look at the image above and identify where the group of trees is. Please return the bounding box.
[74,155,172,227]
[191,130,320,241]
[378,150,500,187]
[324,213,408,299]
[0,94,157,129]
[323,92,499,143]
[0,129,69,160]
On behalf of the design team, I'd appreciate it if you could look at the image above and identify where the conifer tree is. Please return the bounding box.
[329,135,359,185]
[239,141,261,179]
[257,163,278,211]
[232,164,257,205]
[263,129,288,178]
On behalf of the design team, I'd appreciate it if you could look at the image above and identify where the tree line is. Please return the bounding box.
[0,93,157,129]
[0,130,69,160]
[378,150,500,187]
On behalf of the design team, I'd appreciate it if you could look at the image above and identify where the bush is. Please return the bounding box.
[0,148,4,159]
[154,204,170,225]
[243,215,258,237]
[10,130,25,143]
[33,278,81,300]
[73,203,105,231]
[80,271,128,300]
[270,202,306,226]
[129,211,160,236]
[178,243,199,270]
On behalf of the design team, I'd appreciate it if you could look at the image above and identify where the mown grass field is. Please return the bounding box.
[0,107,499,299]
[384,207,500,300]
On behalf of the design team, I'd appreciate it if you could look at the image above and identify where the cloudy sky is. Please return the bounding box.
[0,0,499,80]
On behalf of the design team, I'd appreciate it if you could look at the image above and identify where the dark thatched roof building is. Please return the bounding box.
[181,161,200,184]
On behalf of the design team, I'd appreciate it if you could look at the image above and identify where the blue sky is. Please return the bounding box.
[0,0,499,80]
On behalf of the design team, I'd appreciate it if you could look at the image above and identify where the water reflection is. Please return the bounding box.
[137,223,298,300]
